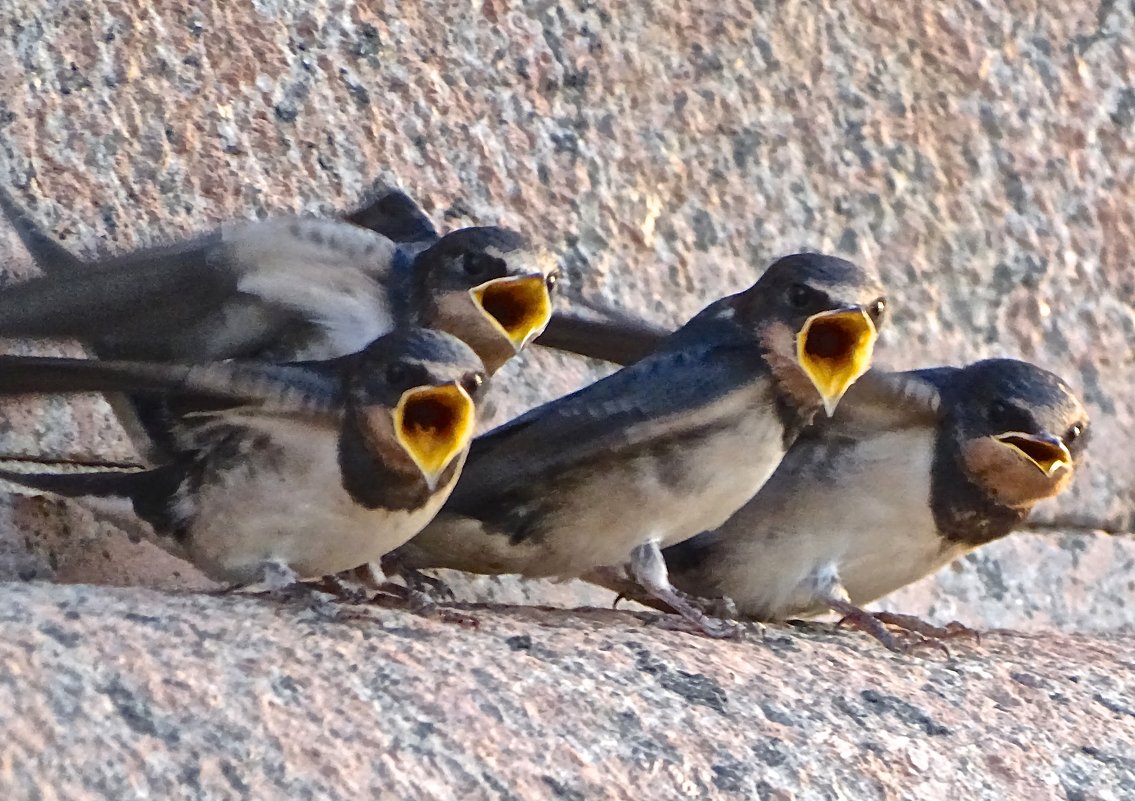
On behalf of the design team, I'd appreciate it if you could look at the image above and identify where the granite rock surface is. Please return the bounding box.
[1,582,1133,801]
[0,2,1131,634]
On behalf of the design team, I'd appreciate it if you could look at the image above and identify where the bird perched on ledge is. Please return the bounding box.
[0,186,668,456]
[0,328,487,592]
[0,186,558,372]
[594,358,1089,651]
[385,253,888,636]
[342,187,672,367]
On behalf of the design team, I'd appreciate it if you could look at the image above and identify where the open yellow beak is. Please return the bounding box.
[796,307,878,417]
[470,273,553,351]
[391,382,476,490]
[993,432,1072,477]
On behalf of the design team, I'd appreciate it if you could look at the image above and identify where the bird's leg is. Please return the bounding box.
[865,610,980,644]
[628,541,739,639]
[252,561,344,620]
[814,575,971,655]
[377,554,457,601]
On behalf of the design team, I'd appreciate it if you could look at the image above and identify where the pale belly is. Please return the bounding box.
[183,421,455,584]
[530,403,787,579]
[693,427,960,620]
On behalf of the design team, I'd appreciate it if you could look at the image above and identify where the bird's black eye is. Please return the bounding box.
[868,298,886,319]
[463,252,487,276]
[545,270,560,291]
[385,362,411,386]
[461,371,486,397]
[786,283,813,309]
[1064,423,1084,445]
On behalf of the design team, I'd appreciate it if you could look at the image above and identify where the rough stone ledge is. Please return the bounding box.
[1,581,1132,800]
[6,484,1133,635]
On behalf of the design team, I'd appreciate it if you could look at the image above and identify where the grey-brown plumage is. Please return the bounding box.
[604,359,1088,650]
[0,186,558,460]
[0,328,488,589]
[386,253,888,635]
[0,187,556,371]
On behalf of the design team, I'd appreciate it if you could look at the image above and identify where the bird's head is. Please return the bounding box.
[415,227,558,373]
[948,359,1088,508]
[346,328,486,491]
[725,253,887,418]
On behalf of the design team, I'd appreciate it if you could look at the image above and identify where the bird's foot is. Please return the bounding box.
[628,542,739,639]
[233,562,353,621]
[828,599,973,656]
[370,582,479,628]
[642,589,741,639]
[255,583,345,621]
[377,554,457,601]
[301,574,374,605]
[868,610,981,645]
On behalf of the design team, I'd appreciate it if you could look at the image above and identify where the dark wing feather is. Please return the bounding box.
[0,195,401,362]
[535,308,671,366]
[0,236,236,346]
[0,355,344,416]
[0,186,86,274]
[794,367,953,444]
[343,188,439,243]
[447,336,767,513]
[0,464,185,532]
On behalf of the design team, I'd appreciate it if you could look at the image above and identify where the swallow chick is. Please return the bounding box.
[383,253,888,636]
[611,359,1089,652]
[0,187,555,463]
[0,328,487,596]
[0,186,556,373]
[345,187,673,367]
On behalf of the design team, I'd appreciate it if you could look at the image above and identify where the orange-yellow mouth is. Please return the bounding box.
[994,432,1072,476]
[470,273,553,350]
[796,307,878,416]
[391,382,476,489]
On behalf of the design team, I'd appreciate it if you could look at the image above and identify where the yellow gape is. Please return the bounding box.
[392,383,476,489]
[993,432,1072,476]
[470,274,553,350]
[796,307,878,417]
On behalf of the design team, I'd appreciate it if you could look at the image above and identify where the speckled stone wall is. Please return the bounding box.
[0,583,1131,801]
[0,1,1132,629]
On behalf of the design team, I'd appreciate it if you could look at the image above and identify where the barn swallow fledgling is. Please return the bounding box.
[0,187,556,374]
[0,328,488,591]
[0,187,554,461]
[595,359,1089,651]
[344,188,673,367]
[384,253,888,636]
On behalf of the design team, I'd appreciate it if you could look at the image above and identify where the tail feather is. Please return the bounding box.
[0,464,184,534]
[343,187,438,243]
[0,186,86,274]
[536,308,671,366]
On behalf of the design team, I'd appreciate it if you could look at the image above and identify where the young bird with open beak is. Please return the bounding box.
[385,253,887,635]
[0,328,486,592]
[0,187,554,459]
[344,187,673,367]
[0,187,557,372]
[605,359,1088,651]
